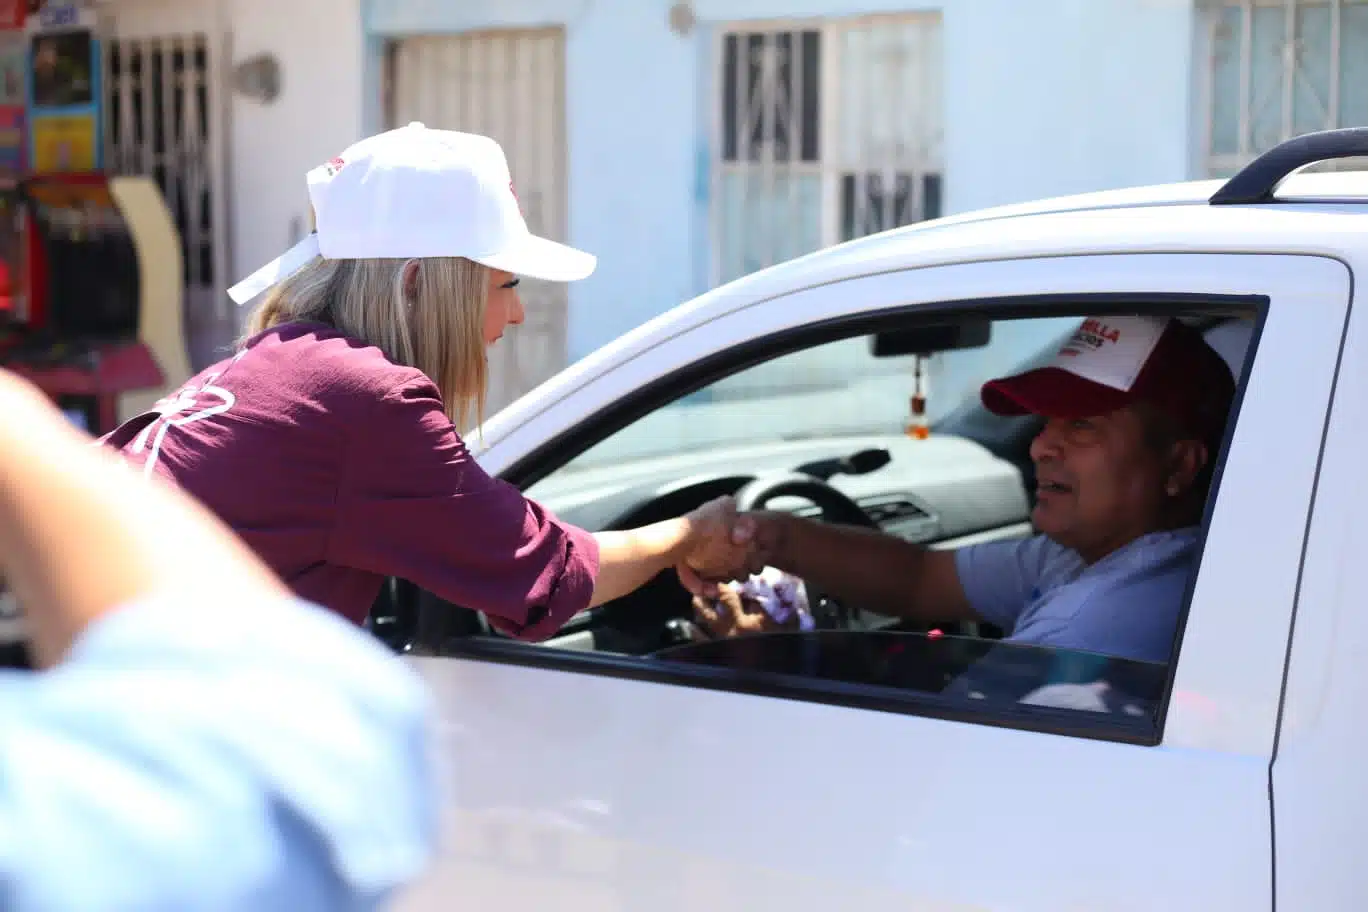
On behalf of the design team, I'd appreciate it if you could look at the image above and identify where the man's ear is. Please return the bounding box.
[1166,439,1208,497]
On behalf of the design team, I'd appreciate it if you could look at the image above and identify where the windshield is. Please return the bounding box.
[556,317,1077,473]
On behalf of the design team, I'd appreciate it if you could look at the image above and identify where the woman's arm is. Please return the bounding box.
[589,497,741,607]
[335,379,750,641]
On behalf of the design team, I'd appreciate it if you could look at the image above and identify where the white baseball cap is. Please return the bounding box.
[980,314,1234,442]
[227,122,596,305]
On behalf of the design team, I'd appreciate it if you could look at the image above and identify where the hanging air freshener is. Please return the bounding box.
[905,355,930,440]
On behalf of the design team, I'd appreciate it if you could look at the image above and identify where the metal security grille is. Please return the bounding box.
[1198,0,1368,175]
[104,35,215,300]
[98,0,231,369]
[713,14,943,286]
[386,30,570,417]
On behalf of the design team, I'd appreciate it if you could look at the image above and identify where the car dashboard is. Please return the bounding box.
[523,431,1035,655]
[531,431,1032,545]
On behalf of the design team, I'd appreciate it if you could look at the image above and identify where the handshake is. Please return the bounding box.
[673,496,812,639]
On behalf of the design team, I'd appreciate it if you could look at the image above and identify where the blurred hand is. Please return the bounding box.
[692,586,795,639]
[0,369,284,667]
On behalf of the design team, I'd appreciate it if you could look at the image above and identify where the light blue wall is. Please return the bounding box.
[365,0,1197,362]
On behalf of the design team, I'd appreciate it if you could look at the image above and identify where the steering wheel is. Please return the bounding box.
[731,471,880,630]
[736,472,880,527]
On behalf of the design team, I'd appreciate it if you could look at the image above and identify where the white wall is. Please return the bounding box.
[366,0,702,363]
[937,0,1197,213]
[363,0,1198,361]
[227,0,369,286]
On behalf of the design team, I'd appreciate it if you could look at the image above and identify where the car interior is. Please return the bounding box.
[367,308,1257,688]
[0,307,1255,704]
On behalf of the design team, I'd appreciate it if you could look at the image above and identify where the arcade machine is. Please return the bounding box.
[0,172,164,434]
[0,1,188,436]
[0,181,21,322]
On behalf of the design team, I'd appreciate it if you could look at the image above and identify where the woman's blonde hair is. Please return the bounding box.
[242,256,490,430]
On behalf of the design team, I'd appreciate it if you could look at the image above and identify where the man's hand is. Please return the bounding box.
[692,587,795,639]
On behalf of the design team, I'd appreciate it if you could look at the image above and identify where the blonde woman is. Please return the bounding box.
[102,123,744,640]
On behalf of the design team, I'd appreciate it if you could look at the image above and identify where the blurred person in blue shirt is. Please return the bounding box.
[0,368,438,911]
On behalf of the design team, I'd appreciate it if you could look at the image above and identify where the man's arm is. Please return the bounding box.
[688,510,1054,639]
[762,513,978,625]
[676,509,978,627]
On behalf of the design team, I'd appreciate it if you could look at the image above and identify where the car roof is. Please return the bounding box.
[862,170,1368,232]
[480,169,1368,446]
[721,170,1368,300]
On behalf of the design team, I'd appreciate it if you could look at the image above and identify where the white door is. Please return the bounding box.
[386,30,570,416]
[98,0,231,368]
[393,252,1348,910]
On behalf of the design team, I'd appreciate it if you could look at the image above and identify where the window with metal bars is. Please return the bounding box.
[103,35,214,292]
[720,30,821,165]
[1199,0,1368,176]
[713,16,944,286]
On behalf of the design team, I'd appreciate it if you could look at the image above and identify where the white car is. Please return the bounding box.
[383,129,1368,911]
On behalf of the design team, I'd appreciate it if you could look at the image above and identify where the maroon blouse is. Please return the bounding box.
[103,322,599,637]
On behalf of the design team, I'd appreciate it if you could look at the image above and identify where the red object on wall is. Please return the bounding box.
[0,258,12,312]
[0,0,25,30]
[3,340,164,434]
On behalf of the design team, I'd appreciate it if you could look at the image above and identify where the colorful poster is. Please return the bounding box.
[0,22,22,175]
[25,2,101,173]
[30,27,91,107]
[31,111,93,171]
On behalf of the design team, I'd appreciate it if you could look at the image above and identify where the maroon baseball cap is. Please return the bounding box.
[981,315,1235,444]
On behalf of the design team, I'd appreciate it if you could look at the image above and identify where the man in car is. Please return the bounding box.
[684,314,1235,665]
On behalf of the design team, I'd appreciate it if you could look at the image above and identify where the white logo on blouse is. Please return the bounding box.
[128,352,245,477]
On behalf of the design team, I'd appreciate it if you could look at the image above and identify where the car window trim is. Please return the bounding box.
[503,293,1264,490]
[440,291,1270,746]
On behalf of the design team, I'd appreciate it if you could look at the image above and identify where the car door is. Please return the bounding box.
[1267,245,1368,908]
[395,252,1349,912]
